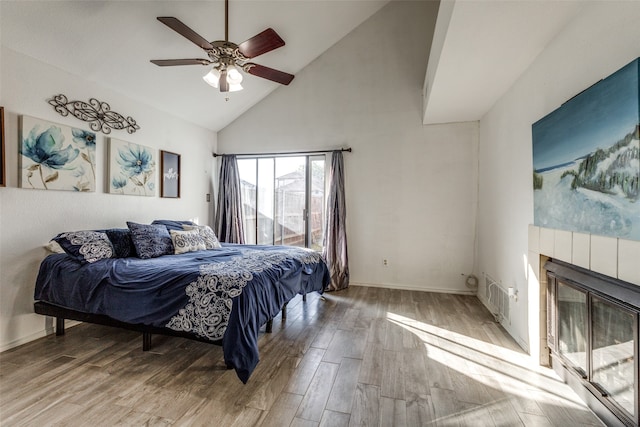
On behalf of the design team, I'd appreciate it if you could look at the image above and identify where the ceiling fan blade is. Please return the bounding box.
[246,63,294,85]
[151,59,211,66]
[157,17,214,50]
[238,28,285,59]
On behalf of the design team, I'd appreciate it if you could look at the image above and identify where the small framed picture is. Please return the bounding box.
[160,150,180,198]
[0,107,5,187]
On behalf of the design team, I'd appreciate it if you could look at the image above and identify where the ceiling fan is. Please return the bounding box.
[150,0,294,93]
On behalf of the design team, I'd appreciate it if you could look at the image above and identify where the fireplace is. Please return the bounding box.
[546,260,639,427]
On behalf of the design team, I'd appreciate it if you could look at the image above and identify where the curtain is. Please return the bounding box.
[322,151,349,291]
[215,155,245,244]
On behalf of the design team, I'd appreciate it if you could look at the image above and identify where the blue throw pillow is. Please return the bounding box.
[105,228,136,258]
[52,230,114,263]
[151,219,197,231]
[127,222,174,259]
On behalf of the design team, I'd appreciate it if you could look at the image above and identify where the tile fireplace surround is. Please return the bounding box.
[528,225,640,427]
[529,225,640,366]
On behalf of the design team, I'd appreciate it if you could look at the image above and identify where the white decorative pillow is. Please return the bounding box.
[170,229,206,254]
[182,225,222,249]
[44,240,66,254]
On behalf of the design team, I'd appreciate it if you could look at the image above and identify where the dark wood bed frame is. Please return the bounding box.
[33,296,304,352]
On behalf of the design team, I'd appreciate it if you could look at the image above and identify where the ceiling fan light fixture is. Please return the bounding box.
[226,64,243,85]
[203,68,220,88]
[152,1,295,94]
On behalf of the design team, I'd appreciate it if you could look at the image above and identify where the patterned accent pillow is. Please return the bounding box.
[52,231,114,263]
[105,228,136,258]
[182,225,222,249]
[170,229,207,254]
[151,219,197,231]
[126,222,174,259]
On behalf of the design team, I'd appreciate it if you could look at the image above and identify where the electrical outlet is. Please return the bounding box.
[206,193,210,202]
[383,259,388,266]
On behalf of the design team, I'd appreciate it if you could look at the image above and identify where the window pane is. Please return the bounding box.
[592,296,635,417]
[257,158,274,245]
[237,159,256,245]
[275,157,306,247]
[237,154,326,250]
[557,282,587,372]
[309,157,325,251]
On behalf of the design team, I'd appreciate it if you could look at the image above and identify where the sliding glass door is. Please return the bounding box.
[237,155,325,249]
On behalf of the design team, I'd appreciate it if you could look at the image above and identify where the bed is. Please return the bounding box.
[33,223,329,383]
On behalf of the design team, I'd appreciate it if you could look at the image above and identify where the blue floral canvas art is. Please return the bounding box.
[108,138,156,196]
[20,116,97,192]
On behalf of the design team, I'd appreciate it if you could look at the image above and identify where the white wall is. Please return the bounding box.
[219,1,479,294]
[0,47,217,351]
[477,1,640,354]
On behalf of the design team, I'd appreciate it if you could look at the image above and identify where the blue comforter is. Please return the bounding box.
[34,244,329,383]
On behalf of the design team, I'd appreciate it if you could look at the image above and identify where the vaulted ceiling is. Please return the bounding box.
[423,0,584,125]
[1,0,387,131]
[2,1,588,132]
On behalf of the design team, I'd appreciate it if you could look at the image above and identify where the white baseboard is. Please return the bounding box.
[0,329,49,353]
[0,319,82,353]
[350,281,477,295]
[476,293,529,353]
[500,319,530,353]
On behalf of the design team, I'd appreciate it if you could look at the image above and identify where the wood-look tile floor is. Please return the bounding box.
[0,286,604,426]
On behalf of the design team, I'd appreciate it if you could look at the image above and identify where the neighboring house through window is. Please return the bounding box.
[237,155,325,250]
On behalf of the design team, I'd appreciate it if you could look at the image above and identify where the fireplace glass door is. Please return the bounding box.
[557,281,587,376]
[547,260,640,426]
[591,295,636,417]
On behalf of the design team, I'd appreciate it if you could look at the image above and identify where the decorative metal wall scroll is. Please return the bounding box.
[48,94,140,134]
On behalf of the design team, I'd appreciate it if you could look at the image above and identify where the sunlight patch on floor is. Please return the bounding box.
[386,311,588,408]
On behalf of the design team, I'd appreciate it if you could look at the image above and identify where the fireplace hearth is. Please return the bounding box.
[546,260,639,427]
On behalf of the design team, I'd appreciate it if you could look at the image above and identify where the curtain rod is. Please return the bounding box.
[212,147,352,158]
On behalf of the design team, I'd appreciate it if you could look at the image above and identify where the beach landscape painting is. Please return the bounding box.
[532,58,640,241]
